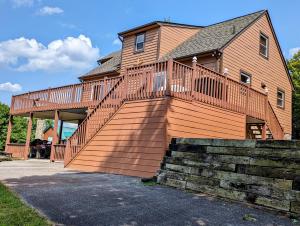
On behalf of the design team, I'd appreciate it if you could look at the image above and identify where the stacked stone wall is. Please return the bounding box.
[158,139,300,215]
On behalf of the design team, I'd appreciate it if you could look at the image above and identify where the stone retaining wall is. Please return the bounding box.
[158,139,300,215]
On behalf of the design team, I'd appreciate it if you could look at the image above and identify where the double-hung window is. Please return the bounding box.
[277,89,285,108]
[259,33,269,58]
[135,33,145,52]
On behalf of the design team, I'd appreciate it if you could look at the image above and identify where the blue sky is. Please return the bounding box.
[0,0,299,105]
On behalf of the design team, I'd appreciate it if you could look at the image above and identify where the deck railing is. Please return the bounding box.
[10,77,121,115]
[63,59,284,165]
[53,144,66,161]
[265,102,284,139]
[5,143,26,158]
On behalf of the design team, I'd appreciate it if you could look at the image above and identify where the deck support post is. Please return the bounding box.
[24,113,33,160]
[50,110,59,162]
[166,59,173,96]
[262,123,267,140]
[5,115,13,151]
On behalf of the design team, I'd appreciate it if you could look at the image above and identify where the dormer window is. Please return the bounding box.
[259,33,269,58]
[135,33,145,52]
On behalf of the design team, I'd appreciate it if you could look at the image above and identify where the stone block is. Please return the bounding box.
[249,158,300,170]
[172,144,206,153]
[255,197,290,211]
[185,174,219,187]
[256,140,300,149]
[213,171,293,190]
[165,163,200,175]
[164,178,186,189]
[291,202,300,214]
[243,165,300,180]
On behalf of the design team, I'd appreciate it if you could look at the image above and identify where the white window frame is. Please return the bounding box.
[277,89,285,108]
[240,72,251,85]
[135,33,145,52]
[259,33,269,58]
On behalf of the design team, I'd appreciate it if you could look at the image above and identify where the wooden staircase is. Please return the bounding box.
[64,59,285,176]
[247,124,273,140]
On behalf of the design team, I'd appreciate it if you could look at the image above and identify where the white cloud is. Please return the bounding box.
[0,82,22,92]
[0,35,100,72]
[37,6,64,16]
[112,38,122,46]
[289,47,300,58]
[11,0,35,8]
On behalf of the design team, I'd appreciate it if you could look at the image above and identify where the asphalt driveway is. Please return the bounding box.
[0,160,293,226]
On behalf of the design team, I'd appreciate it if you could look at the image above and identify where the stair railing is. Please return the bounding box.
[64,76,126,166]
[265,101,284,139]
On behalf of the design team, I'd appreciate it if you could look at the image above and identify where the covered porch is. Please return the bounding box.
[5,108,87,162]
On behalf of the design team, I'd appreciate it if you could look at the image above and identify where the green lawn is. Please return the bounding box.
[0,183,51,226]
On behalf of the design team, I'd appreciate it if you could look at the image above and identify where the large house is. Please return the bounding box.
[5,10,293,177]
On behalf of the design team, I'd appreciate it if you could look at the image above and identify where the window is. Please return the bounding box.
[259,33,269,58]
[240,72,251,85]
[153,72,166,91]
[135,33,145,52]
[277,89,285,108]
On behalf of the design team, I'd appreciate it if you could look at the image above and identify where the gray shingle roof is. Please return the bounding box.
[162,10,265,60]
[80,51,121,79]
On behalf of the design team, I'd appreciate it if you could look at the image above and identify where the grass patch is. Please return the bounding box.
[142,181,157,186]
[0,183,51,226]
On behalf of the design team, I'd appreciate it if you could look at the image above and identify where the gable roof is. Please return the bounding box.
[118,21,202,37]
[79,51,121,80]
[162,10,266,60]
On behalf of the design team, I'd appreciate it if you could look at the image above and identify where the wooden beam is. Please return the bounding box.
[50,110,59,162]
[24,113,33,160]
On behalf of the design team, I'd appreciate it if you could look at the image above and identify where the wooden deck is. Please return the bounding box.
[6,59,284,175]
[10,77,121,115]
[63,59,284,177]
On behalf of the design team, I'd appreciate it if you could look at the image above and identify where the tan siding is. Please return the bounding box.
[67,98,168,177]
[120,28,159,74]
[179,55,218,71]
[223,15,292,135]
[159,26,200,58]
[167,98,246,140]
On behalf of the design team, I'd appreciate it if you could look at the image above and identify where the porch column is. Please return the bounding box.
[5,115,13,151]
[50,110,59,162]
[24,113,33,160]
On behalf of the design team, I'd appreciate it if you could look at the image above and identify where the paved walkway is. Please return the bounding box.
[0,160,293,226]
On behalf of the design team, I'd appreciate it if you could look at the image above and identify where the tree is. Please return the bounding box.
[0,102,37,151]
[287,50,300,139]
[0,103,10,151]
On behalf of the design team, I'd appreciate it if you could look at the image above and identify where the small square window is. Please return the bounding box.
[277,89,285,108]
[240,72,251,85]
[259,33,269,58]
[135,33,145,52]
